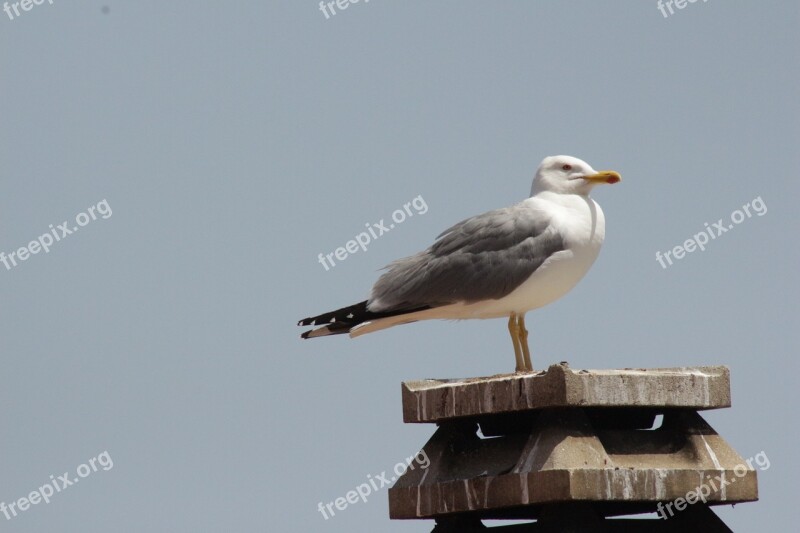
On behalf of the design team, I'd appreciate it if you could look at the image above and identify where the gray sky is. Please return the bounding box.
[1,1,797,531]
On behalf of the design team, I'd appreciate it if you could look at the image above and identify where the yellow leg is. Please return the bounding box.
[508,313,525,373]
[518,314,532,372]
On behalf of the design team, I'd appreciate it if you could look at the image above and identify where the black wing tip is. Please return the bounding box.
[297,301,368,328]
[300,330,312,339]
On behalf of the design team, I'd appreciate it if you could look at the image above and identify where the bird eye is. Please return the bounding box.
[562,164,572,171]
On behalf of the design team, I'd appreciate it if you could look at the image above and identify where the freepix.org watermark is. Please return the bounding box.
[1,451,114,521]
[3,0,54,21]
[656,0,709,19]
[316,448,430,520]
[318,0,370,20]
[655,196,766,269]
[656,450,770,519]
[1,199,112,272]
[317,195,428,272]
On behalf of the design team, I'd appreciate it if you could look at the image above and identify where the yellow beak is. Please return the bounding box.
[582,170,621,184]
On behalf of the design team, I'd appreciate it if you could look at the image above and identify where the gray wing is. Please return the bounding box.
[368,204,565,312]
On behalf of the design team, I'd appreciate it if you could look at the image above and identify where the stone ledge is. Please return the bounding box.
[402,363,730,423]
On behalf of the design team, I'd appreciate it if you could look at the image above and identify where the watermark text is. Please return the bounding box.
[317,448,429,520]
[657,0,709,19]
[1,451,113,521]
[3,0,54,21]
[1,199,112,272]
[319,0,370,20]
[655,196,766,269]
[318,195,428,272]
[656,450,769,519]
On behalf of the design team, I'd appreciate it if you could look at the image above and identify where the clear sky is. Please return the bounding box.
[1,1,797,531]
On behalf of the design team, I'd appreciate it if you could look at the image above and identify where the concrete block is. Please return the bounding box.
[389,409,757,520]
[402,363,730,424]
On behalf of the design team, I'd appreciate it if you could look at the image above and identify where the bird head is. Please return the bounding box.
[531,155,621,196]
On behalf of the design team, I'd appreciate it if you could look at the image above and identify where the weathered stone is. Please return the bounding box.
[390,364,755,529]
[389,408,757,520]
[402,363,730,424]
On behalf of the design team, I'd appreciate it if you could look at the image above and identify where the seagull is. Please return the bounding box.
[298,155,621,372]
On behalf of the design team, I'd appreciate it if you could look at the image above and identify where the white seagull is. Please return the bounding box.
[298,155,621,372]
